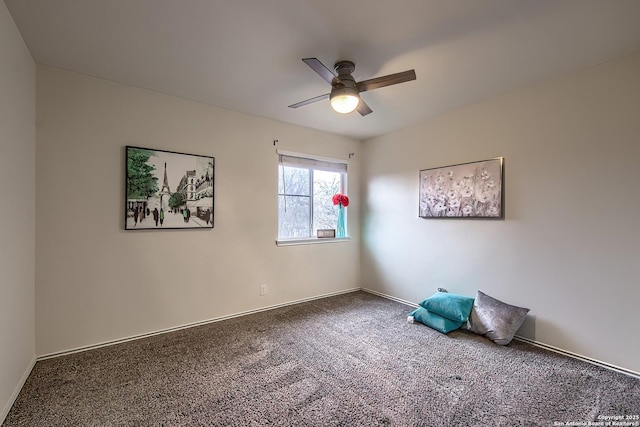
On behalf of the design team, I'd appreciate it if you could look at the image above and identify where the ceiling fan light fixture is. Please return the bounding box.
[330,87,360,114]
[290,58,415,116]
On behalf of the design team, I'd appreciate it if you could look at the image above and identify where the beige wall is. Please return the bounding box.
[35,65,362,356]
[5,17,638,417]
[361,52,640,373]
[0,1,36,421]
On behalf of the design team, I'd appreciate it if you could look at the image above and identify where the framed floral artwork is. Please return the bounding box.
[125,146,214,230]
[419,157,504,219]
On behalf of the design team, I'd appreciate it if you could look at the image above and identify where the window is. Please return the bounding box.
[278,152,347,240]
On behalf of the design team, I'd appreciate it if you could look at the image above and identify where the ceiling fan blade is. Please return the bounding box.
[302,58,338,85]
[357,99,373,116]
[288,93,330,109]
[356,69,416,93]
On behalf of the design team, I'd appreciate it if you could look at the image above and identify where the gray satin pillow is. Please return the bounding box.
[467,290,529,345]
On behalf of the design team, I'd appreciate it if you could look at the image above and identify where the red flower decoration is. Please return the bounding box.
[332,193,349,207]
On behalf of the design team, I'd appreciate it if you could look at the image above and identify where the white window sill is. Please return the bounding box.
[276,237,350,247]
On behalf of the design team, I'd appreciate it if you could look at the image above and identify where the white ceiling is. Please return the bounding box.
[5,0,640,140]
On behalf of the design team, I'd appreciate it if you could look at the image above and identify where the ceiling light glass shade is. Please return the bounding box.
[330,87,360,114]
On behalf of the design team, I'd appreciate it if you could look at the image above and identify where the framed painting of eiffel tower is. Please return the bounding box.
[125,146,214,230]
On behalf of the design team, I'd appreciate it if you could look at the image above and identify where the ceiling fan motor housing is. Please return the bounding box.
[333,60,357,90]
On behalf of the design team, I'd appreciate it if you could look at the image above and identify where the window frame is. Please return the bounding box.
[276,150,349,245]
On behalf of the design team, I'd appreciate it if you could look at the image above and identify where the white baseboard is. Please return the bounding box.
[361,287,640,380]
[38,287,362,361]
[513,336,640,379]
[37,286,640,381]
[360,287,419,307]
[1,355,36,424]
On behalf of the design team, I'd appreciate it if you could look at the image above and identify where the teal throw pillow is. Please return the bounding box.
[409,307,464,334]
[419,292,474,322]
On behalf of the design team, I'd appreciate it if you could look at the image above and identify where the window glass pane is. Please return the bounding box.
[312,170,341,234]
[278,195,311,238]
[277,153,347,240]
[278,165,310,196]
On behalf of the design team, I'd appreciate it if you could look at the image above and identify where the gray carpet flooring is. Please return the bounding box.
[4,291,640,426]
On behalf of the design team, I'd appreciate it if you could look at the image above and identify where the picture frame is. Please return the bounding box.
[125,146,214,230]
[317,229,336,238]
[419,157,503,219]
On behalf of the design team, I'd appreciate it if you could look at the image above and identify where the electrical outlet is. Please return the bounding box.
[260,284,267,296]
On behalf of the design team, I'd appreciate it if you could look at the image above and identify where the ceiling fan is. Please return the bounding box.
[288,58,416,116]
